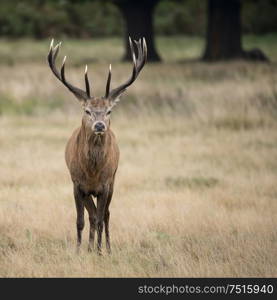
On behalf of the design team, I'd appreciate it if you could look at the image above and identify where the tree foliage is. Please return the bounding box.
[0,0,276,38]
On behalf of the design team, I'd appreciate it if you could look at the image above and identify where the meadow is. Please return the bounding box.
[0,36,277,277]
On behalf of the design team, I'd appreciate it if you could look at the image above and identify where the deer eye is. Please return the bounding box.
[106,110,111,116]
[85,109,91,116]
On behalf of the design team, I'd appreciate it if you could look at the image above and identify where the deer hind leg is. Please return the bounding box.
[73,185,85,252]
[83,196,97,252]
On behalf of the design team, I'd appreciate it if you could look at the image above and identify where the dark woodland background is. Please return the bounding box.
[0,0,276,61]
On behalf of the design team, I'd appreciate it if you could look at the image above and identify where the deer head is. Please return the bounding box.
[48,38,147,135]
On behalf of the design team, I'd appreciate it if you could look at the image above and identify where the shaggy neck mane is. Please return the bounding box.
[79,122,110,170]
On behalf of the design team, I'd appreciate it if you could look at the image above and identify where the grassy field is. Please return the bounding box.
[0,36,277,277]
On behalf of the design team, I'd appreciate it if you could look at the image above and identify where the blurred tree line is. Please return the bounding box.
[0,0,276,39]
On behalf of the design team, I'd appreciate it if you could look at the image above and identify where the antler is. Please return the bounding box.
[47,39,90,100]
[106,37,147,100]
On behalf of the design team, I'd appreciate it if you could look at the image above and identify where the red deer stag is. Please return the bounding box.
[47,38,147,254]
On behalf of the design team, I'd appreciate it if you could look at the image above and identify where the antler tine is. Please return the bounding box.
[84,65,91,98]
[134,38,142,61]
[53,42,61,61]
[129,37,136,65]
[48,40,61,80]
[128,37,137,81]
[130,37,138,81]
[60,55,68,87]
[61,55,66,79]
[143,37,147,60]
[107,37,147,100]
[105,64,112,98]
[47,39,88,100]
[134,38,146,73]
[49,38,54,50]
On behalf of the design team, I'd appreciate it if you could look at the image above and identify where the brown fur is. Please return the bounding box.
[65,98,119,254]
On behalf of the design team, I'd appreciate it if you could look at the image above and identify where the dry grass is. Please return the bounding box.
[0,37,277,277]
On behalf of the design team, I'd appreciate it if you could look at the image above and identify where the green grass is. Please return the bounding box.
[243,33,277,59]
[0,35,277,66]
[0,95,64,116]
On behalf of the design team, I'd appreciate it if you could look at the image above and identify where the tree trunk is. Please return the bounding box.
[115,0,161,62]
[203,0,243,60]
[203,0,268,61]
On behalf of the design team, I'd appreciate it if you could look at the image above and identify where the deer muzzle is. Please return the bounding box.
[93,121,106,135]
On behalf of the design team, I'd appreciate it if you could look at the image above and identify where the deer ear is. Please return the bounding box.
[108,88,126,108]
[108,94,123,109]
[79,98,87,107]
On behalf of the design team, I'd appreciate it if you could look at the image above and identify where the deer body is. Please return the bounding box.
[65,122,119,197]
[48,38,146,254]
[65,112,119,253]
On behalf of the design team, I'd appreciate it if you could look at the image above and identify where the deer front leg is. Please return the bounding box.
[104,210,111,254]
[104,187,113,254]
[73,185,85,252]
[96,192,109,255]
[83,196,97,252]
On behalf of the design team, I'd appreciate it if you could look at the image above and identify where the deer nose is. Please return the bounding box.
[94,122,105,132]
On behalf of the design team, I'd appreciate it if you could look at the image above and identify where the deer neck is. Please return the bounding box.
[80,123,110,169]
